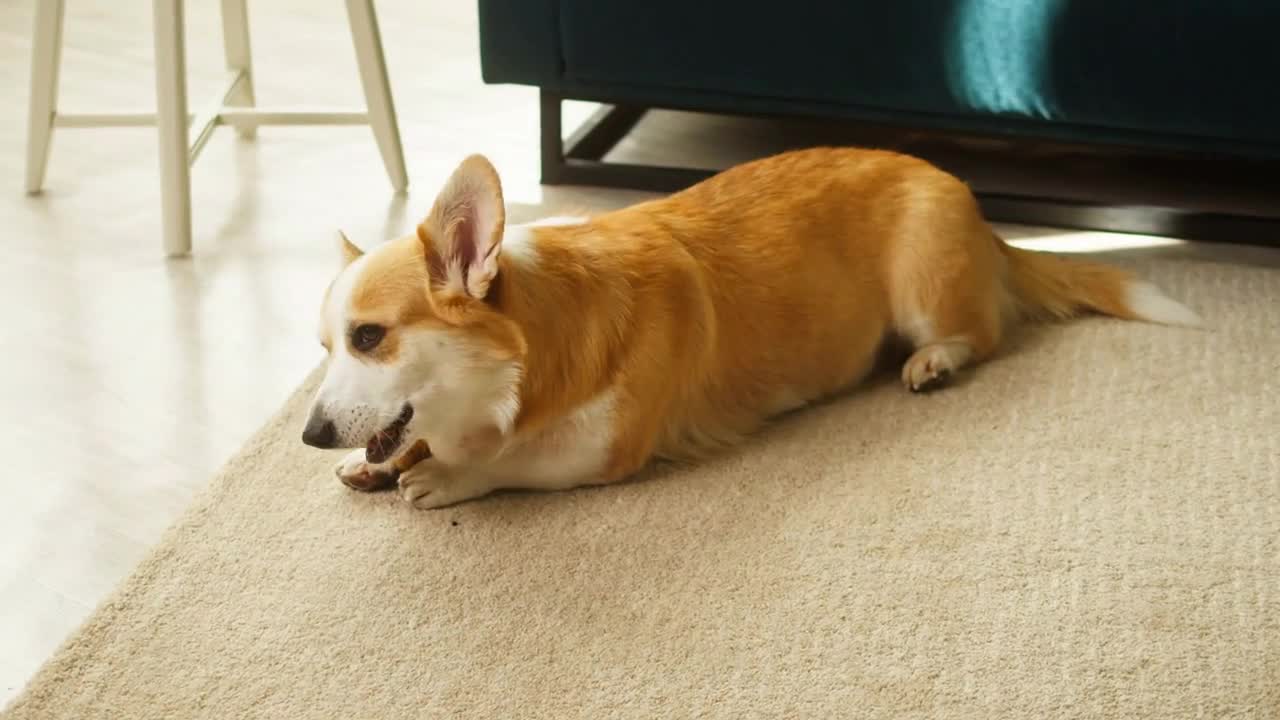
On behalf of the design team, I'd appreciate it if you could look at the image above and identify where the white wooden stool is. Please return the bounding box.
[24,0,408,256]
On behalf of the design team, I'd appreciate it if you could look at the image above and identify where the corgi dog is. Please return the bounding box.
[301,148,1199,508]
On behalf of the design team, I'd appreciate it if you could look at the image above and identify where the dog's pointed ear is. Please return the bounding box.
[417,154,506,299]
[338,230,363,266]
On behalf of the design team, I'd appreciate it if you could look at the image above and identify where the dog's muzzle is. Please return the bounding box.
[301,411,337,449]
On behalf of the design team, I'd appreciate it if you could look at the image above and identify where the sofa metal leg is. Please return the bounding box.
[539,90,710,192]
[538,90,566,185]
[564,103,646,161]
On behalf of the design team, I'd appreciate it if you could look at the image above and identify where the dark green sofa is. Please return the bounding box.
[477,0,1280,240]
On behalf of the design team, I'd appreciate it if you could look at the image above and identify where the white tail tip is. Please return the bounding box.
[1127,281,1202,327]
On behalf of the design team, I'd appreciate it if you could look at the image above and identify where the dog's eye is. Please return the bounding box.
[350,324,386,352]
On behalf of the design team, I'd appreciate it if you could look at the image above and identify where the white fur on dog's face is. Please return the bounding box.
[304,239,523,459]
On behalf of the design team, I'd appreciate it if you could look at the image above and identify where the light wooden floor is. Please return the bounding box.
[0,0,1276,706]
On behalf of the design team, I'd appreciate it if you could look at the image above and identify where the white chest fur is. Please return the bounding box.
[488,388,618,490]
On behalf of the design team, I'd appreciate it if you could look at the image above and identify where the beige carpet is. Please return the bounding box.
[4,258,1277,719]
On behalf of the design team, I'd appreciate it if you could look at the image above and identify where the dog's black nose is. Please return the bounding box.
[301,415,337,449]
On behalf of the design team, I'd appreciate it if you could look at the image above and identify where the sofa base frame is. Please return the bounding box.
[539,90,1278,245]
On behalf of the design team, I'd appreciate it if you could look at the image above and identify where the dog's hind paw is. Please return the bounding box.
[902,341,972,393]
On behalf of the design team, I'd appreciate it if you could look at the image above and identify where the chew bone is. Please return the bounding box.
[393,439,433,474]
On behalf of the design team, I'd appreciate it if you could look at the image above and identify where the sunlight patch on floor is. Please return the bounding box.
[1005,229,1187,254]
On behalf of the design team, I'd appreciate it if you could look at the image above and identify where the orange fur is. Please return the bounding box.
[496,148,1193,476]
[1000,242,1139,320]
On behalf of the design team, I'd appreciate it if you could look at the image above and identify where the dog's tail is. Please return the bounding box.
[997,236,1201,326]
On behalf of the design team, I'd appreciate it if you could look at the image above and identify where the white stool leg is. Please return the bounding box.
[25,0,66,194]
[153,0,193,256]
[344,0,407,191]
[219,0,256,139]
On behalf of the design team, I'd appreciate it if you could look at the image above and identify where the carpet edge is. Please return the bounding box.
[0,365,325,718]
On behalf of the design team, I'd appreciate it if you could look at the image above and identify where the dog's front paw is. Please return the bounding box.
[398,463,487,510]
[334,449,399,492]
